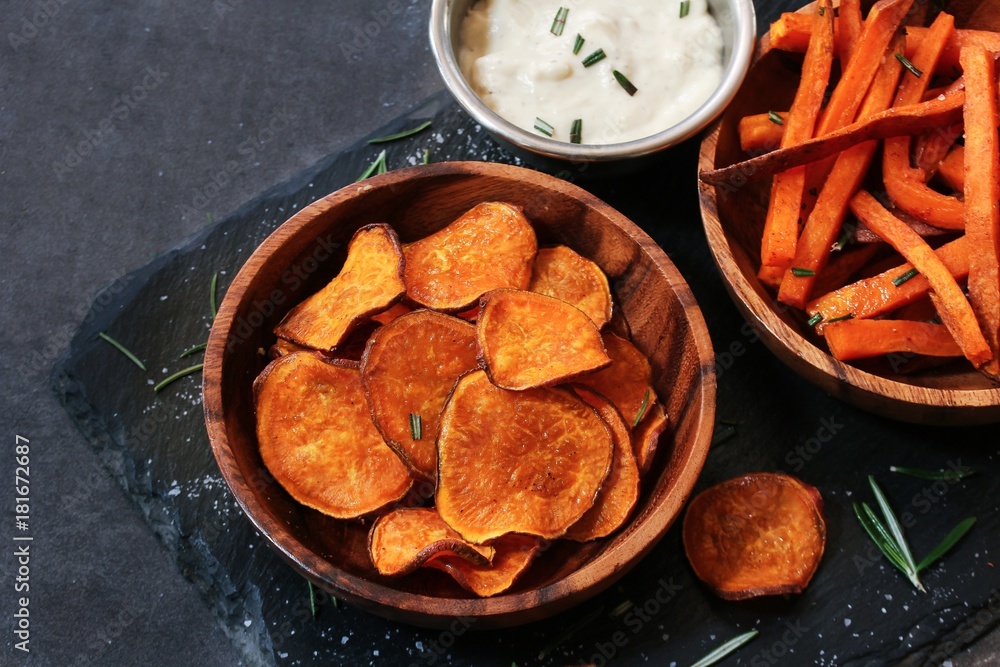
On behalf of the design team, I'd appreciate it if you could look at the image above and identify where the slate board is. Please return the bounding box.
[54,15,1000,667]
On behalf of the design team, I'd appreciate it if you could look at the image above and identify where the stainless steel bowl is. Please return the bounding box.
[430,0,756,174]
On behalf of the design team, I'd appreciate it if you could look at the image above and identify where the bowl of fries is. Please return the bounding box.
[204,161,716,627]
[698,0,1000,425]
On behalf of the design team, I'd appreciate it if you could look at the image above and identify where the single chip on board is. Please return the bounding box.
[426,534,542,597]
[573,332,656,428]
[274,224,405,352]
[254,352,412,519]
[436,370,613,543]
[368,507,494,577]
[632,402,668,476]
[403,202,537,311]
[682,473,826,600]
[477,289,612,390]
[564,388,640,542]
[529,245,613,328]
[361,310,479,481]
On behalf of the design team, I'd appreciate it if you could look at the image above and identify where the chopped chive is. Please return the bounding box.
[210,271,220,318]
[633,388,651,427]
[422,148,430,164]
[767,110,784,126]
[534,117,555,137]
[807,313,823,327]
[896,53,923,77]
[613,70,638,96]
[827,313,854,323]
[890,465,975,481]
[570,118,582,144]
[689,629,759,667]
[409,413,423,440]
[179,342,207,359]
[356,149,387,181]
[550,7,569,36]
[368,120,432,144]
[892,268,919,287]
[308,581,317,618]
[154,363,204,392]
[915,517,976,572]
[791,267,815,277]
[573,34,585,55]
[98,332,147,371]
[581,48,606,67]
[679,0,691,18]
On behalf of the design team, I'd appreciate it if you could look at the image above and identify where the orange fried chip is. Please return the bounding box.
[254,352,412,519]
[269,338,311,359]
[564,388,640,542]
[529,245,613,328]
[274,224,405,352]
[436,370,613,543]
[632,402,668,477]
[368,508,494,577]
[403,202,537,311]
[360,310,479,481]
[477,289,611,390]
[573,332,656,428]
[370,301,412,326]
[682,473,826,600]
[426,534,541,597]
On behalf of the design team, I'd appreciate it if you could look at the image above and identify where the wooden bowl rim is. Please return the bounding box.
[203,160,716,625]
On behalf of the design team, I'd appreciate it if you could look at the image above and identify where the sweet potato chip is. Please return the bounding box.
[403,202,537,311]
[269,338,311,359]
[477,289,611,390]
[274,224,405,352]
[426,534,541,597]
[529,245,613,328]
[370,302,412,326]
[572,332,656,428]
[683,473,826,600]
[254,352,412,519]
[361,310,479,481]
[368,507,494,577]
[632,402,668,477]
[436,370,613,543]
[564,388,640,542]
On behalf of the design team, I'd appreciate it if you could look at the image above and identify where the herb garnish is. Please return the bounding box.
[853,475,975,591]
[613,70,638,96]
[807,313,823,327]
[711,424,736,446]
[551,7,569,36]
[356,149,388,181]
[581,48,606,67]
[308,580,318,618]
[154,363,205,392]
[570,118,582,144]
[767,110,784,125]
[832,223,854,251]
[827,313,854,323]
[179,342,207,359]
[422,148,430,164]
[573,34,585,55]
[679,0,691,19]
[368,120,432,144]
[890,465,975,481]
[895,53,923,77]
[534,117,555,137]
[689,629,759,667]
[409,413,423,440]
[791,267,815,277]
[99,332,147,371]
[210,271,220,318]
[892,268,919,287]
[633,388,651,427]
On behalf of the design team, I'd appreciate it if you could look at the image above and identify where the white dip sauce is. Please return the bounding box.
[459,0,724,144]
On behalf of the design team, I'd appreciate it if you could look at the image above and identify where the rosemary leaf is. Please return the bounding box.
[832,223,854,252]
[154,363,204,392]
[689,629,758,667]
[179,342,207,359]
[868,476,924,591]
[570,118,582,144]
[99,332,147,371]
[895,53,923,77]
[422,148,430,164]
[767,110,784,125]
[410,413,423,441]
[679,0,691,19]
[632,388,651,427]
[613,70,638,96]
[210,271,220,318]
[892,268,919,287]
[711,425,736,446]
[915,517,976,573]
[827,313,854,324]
[856,502,910,574]
[581,48,606,67]
[308,580,317,618]
[356,149,387,181]
[368,120,432,144]
[890,465,975,482]
[791,267,815,277]
[807,313,823,327]
[573,34,585,55]
[534,117,555,137]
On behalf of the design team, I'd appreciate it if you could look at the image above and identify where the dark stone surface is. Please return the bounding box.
[5,0,1000,665]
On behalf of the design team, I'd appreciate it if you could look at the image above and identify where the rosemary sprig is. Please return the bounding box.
[807,313,823,327]
[570,118,582,144]
[356,149,388,181]
[99,332,147,371]
[895,53,923,77]
[409,413,423,440]
[581,48,606,67]
[368,120,432,144]
[210,271,220,318]
[573,34,585,55]
[534,117,555,137]
[791,267,815,277]
[892,268,919,287]
[550,7,569,36]
[154,363,204,392]
[689,629,758,667]
[632,388,651,427]
[613,70,638,96]
[890,465,975,481]
[179,342,207,359]
[767,110,783,125]
[679,0,691,19]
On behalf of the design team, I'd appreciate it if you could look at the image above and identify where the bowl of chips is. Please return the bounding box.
[203,161,715,627]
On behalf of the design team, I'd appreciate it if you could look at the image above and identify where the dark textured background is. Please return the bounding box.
[2,0,999,665]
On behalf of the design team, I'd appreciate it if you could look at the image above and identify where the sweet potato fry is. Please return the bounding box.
[403,202,537,312]
[572,332,657,428]
[838,0,863,63]
[368,508,494,577]
[683,473,826,600]
[435,370,613,543]
[477,289,611,391]
[738,112,784,153]
[960,45,1000,378]
[849,190,992,368]
[361,310,479,481]
[914,122,964,177]
[426,534,541,597]
[254,353,412,519]
[528,245,613,328]
[935,144,965,192]
[825,319,962,361]
[274,224,405,352]
[631,402,668,477]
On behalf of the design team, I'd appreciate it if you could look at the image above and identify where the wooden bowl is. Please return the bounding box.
[698,9,1000,425]
[203,161,716,628]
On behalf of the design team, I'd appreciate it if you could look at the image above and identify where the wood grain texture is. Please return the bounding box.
[203,161,716,628]
[698,4,1000,425]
